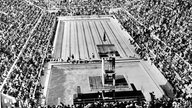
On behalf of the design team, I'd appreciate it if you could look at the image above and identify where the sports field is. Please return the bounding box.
[45,15,169,106]
[53,15,136,61]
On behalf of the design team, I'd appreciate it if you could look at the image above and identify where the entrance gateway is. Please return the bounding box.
[73,44,145,104]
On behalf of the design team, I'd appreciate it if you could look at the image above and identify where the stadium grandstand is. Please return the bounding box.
[0,0,192,108]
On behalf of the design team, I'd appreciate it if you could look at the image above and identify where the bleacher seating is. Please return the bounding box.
[1,0,192,107]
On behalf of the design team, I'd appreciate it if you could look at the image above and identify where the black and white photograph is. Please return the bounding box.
[0,0,192,108]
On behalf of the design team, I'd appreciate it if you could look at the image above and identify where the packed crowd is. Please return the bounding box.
[1,0,192,107]
[0,0,125,107]
[2,11,56,107]
[57,0,125,16]
[112,0,192,107]
[0,0,56,107]
[125,0,192,64]
[0,0,42,85]
[27,0,48,9]
[44,0,192,107]
[44,96,192,108]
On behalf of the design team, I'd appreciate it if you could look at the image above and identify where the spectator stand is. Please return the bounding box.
[0,13,44,91]
[32,14,57,99]
[111,1,192,106]
[123,1,192,96]
[112,8,176,97]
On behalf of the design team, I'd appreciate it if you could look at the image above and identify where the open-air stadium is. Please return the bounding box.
[1,0,192,108]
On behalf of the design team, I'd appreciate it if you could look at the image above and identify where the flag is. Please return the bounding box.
[103,31,107,42]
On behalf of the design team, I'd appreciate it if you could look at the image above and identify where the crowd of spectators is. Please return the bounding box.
[0,0,42,85]
[1,0,192,107]
[27,0,48,9]
[0,0,125,107]
[0,0,56,107]
[43,0,192,107]
[2,11,56,107]
[112,0,192,107]
[45,96,192,108]
[125,0,192,64]
[57,0,125,16]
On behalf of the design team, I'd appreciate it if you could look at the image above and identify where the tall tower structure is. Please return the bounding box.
[97,44,119,88]
[101,55,115,87]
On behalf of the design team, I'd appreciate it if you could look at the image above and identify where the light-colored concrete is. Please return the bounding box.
[83,21,98,59]
[62,21,68,61]
[47,60,164,105]
[48,16,166,106]
[54,16,139,60]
